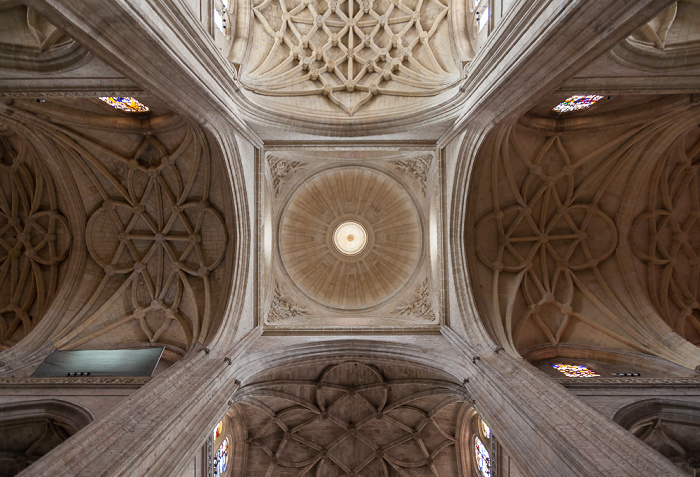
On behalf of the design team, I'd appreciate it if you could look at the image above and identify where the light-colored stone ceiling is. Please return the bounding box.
[466,94,700,365]
[261,148,443,331]
[0,97,237,366]
[279,167,422,310]
[230,360,470,477]
[230,0,469,126]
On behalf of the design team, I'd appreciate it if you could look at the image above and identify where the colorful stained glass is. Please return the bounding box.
[552,363,600,378]
[552,95,604,113]
[213,437,228,477]
[481,420,491,439]
[99,96,150,113]
[477,6,489,32]
[214,0,230,33]
[213,420,223,440]
[475,436,491,477]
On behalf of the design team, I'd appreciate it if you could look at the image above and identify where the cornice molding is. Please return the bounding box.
[0,376,150,386]
[557,377,700,387]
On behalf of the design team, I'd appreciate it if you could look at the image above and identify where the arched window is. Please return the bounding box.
[213,437,229,477]
[474,435,491,477]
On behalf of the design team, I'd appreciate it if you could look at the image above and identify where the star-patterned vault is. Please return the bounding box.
[244,0,458,114]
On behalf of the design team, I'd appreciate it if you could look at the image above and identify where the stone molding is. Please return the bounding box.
[0,376,150,386]
[557,377,700,387]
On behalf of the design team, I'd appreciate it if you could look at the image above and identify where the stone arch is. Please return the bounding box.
[226,352,473,477]
[614,399,700,473]
[461,95,700,370]
[0,399,93,476]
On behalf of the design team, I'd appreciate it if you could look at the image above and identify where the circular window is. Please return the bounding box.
[333,221,368,255]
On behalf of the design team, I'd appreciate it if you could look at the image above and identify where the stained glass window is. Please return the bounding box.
[552,363,600,378]
[213,437,228,477]
[552,95,604,113]
[99,96,150,113]
[477,6,489,32]
[214,0,229,33]
[213,420,223,440]
[475,436,491,477]
[481,420,491,439]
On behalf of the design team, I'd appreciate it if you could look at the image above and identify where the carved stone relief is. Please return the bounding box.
[267,281,309,322]
[232,361,468,476]
[392,154,431,196]
[243,0,459,115]
[393,277,435,320]
[0,125,71,349]
[631,126,700,345]
[267,154,307,196]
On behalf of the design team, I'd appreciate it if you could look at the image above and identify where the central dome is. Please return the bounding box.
[279,167,422,310]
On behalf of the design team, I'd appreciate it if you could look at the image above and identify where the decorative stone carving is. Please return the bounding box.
[267,155,306,196]
[245,0,457,114]
[392,154,431,196]
[0,126,71,348]
[233,361,467,476]
[267,281,309,322]
[631,128,700,344]
[475,129,620,353]
[56,124,228,354]
[393,277,435,320]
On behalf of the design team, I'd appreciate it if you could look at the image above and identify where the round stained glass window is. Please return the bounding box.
[333,221,368,255]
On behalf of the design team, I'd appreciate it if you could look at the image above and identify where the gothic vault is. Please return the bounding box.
[0,0,700,476]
